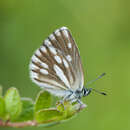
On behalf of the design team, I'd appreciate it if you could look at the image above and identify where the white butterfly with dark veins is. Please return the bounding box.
[29,27,106,107]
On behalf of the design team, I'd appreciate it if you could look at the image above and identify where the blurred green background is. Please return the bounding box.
[0,0,130,130]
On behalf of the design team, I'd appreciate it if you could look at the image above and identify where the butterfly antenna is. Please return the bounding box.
[92,88,107,96]
[86,73,106,86]
[86,73,107,96]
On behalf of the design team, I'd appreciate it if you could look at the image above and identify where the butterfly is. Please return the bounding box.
[29,27,106,106]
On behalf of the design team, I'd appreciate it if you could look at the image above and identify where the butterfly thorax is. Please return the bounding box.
[64,87,91,103]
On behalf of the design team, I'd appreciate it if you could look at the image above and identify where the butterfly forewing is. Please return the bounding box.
[30,27,84,97]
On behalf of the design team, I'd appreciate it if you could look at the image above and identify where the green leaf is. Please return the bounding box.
[34,91,51,113]
[56,101,74,120]
[35,108,63,123]
[56,102,65,112]
[0,97,5,120]
[15,98,34,122]
[56,101,87,121]
[4,87,22,121]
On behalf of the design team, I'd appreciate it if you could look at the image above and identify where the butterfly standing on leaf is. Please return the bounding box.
[29,27,106,107]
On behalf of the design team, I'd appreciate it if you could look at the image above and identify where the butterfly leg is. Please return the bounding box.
[77,99,87,110]
[77,99,83,105]
[62,94,73,103]
[58,91,73,109]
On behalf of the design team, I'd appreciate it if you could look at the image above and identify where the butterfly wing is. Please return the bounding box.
[29,27,84,97]
[52,27,84,90]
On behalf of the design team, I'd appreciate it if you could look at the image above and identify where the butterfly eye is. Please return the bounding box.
[83,88,87,96]
[83,88,91,96]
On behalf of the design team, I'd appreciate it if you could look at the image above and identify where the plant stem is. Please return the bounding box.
[0,120,37,128]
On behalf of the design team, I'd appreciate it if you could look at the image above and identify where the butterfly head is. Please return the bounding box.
[82,73,107,97]
[82,87,107,97]
[82,87,92,97]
